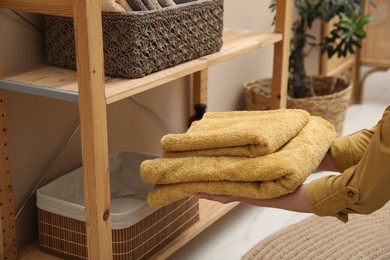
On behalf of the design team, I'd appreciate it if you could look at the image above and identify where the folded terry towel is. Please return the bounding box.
[141,116,336,207]
[117,0,133,11]
[162,109,310,158]
[142,0,162,9]
[127,0,149,10]
[157,0,177,7]
[102,0,129,12]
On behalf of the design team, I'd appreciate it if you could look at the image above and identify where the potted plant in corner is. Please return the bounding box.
[244,0,374,135]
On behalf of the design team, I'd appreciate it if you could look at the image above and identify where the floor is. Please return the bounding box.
[169,67,390,260]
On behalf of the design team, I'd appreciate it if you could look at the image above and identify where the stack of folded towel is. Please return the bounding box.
[140,109,336,208]
[102,0,177,12]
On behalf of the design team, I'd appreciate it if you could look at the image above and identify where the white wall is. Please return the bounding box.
[209,0,275,111]
[0,0,317,248]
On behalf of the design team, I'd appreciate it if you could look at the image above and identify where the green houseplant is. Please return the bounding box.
[273,0,373,99]
[245,0,375,135]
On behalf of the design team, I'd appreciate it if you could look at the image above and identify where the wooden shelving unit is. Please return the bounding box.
[0,1,292,259]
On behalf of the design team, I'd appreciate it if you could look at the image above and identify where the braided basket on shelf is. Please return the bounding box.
[45,0,224,79]
[244,76,352,136]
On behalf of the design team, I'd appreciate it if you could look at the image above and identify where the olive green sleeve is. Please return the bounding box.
[329,127,377,172]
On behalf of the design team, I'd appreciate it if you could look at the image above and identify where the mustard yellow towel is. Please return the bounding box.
[141,116,336,207]
[162,109,310,158]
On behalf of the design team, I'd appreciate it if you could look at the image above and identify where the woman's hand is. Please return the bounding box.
[196,193,243,204]
[196,185,312,213]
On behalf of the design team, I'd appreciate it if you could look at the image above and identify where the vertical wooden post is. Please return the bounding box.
[72,1,113,259]
[192,69,208,112]
[0,65,18,260]
[270,0,293,109]
[349,55,358,104]
[0,209,2,260]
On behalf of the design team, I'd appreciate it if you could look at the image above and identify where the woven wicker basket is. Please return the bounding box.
[37,151,199,259]
[38,197,199,260]
[45,0,224,79]
[244,76,352,135]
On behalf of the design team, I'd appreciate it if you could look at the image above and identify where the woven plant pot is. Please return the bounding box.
[244,75,352,136]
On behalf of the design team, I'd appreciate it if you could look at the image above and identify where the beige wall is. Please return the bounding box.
[0,0,319,249]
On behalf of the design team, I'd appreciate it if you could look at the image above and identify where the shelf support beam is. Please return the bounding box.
[73,0,113,259]
[270,0,293,109]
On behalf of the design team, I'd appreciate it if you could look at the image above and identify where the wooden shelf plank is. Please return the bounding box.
[19,242,61,260]
[0,0,73,17]
[18,201,238,259]
[1,30,282,104]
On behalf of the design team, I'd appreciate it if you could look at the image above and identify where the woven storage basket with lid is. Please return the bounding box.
[37,151,199,260]
[244,76,352,136]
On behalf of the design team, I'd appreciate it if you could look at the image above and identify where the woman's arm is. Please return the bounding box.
[197,106,390,220]
[196,151,338,213]
[316,151,339,172]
